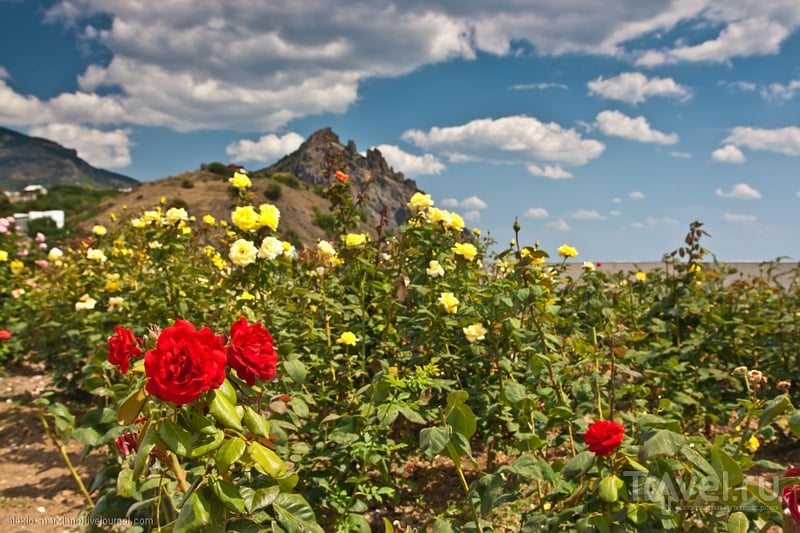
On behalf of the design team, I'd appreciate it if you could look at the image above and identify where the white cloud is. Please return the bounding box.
[463,210,481,221]
[527,164,573,179]
[372,144,445,176]
[635,17,792,66]
[27,123,132,168]
[612,197,622,204]
[547,218,570,231]
[510,83,568,91]
[587,72,690,104]
[723,212,757,223]
[719,80,757,93]
[0,67,8,80]
[629,191,645,200]
[711,144,746,164]
[715,183,762,200]
[402,115,605,167]
[524,207,549,218]
[723,127,800,157]
[226,132,305,163]
[761,80,800,102]
[441,196,488,209]
[571,208,606,220]
[596,110,678,144]
[610,210,622,216]
[631,216,679,229]
[670,151,691,158]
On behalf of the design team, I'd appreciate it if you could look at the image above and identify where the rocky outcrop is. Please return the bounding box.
[261,128,419,229]
[0,126,138,190]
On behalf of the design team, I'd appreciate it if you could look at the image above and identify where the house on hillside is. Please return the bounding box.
[13,210,64,232]
[21,184,48,201]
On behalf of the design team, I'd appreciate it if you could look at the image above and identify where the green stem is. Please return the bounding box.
[38,411,95,509]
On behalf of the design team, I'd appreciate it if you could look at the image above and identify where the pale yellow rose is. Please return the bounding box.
[408,192,434,213]
[345,233,369,247]
[557,244,578,258]
[92,225,107,236]
[452,242,478,261]
[463,323,487,343]
[228,239,258,266]
[231,206,260,232]
[438,292,459,314]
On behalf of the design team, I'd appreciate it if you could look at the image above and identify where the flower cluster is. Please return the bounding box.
[231,204,280,232]
[108,318,278,404]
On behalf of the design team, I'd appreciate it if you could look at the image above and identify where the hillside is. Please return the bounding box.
[0,126,138,191]
[86,128,421,248]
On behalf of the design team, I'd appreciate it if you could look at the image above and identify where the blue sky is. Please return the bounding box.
[1,1,798,261]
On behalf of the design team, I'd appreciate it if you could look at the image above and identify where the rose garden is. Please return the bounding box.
[1,171,799,532]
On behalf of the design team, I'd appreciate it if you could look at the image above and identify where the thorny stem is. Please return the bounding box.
[37,411,95,509]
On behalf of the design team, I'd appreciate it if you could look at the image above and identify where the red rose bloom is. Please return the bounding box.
[584,420,625,456]
[144,319,227,405]
[0,329,11,340]
[227,317,278,386]
[783,466,800,525]
[108,326,142,374]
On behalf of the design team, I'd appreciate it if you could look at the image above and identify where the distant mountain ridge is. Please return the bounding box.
[262,127,419,229]
[0,126,139,190]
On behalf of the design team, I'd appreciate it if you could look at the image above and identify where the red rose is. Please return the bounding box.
[584,420,625,456]
[108,326,142,374]
[227,317,278,386]
[144,319,227,405]
[783,467,800,525]
[0,329,11,340]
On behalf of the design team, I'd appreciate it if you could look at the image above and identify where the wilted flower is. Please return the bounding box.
[777,381,792,393]
[229,239,258,267]
[463,323,487,343]
[557,244,578,258]
[337,331,359,346]
[426,260,445,278]
[438,292,459,314]
[748,369,764,384]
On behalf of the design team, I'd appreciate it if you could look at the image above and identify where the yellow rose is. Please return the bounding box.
[317,240,337,260]
[444,211,465,231]
[408,192,434,213]
[345,233,369,247]
[229,171,251,190]
[452,242,478,261]
[10,259,24,272]
[86,248,108,263]
[228,239,258,266]
[165,207,189,225]
[745,434,759,453]
[258,204,280,231]
[438,292,459,314]
[202,214,216,226]
[634,271,647,282]
[463,323,487,343]
[92,225,107,236]
[0,250,8,262]
[557,244,578,258]
[426,260,445,278]
[258,236,284,260]
[231,206,260,232]
[337,331,359,346]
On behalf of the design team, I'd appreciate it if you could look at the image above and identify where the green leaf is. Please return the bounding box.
[116,463,137,499]
[189,429,225,458]
[174,490,212,532]
[445,391,476,439]
[242,406,270,438]
[789,410,800,438]
[246,441,288,479]
[680,445,716,478]
[209,476,245,514]
[158,419,193,457]
[117,384,147,425]
[710,446,743,487]
[382,517,395,533]
[208,388,244,432]
[561,451,595,480]
[727,511,749,533]
[240,485,280,513]
[599,474,623,503]
[638,430,685,461]
[759,394,791,429]
[431,519,455,533]
[503,382,527,405]
[219,378,238,404]
[215,436,247,473]
[420,426,450,460]
[272,493,324,533]
[398,406,427,425]
[283,359,307,385]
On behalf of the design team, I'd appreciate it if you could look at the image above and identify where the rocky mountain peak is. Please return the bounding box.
[261,128,419,229]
